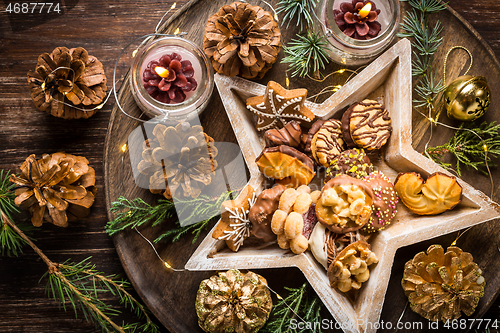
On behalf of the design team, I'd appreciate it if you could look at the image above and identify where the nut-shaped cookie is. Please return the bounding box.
[316,175,373,233]
[394,172,462,215]
[256,145,315,187]
[249,184,286,242]
[327,240,378,292]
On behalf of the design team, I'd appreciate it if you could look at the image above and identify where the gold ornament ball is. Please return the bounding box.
[444,75,491,122]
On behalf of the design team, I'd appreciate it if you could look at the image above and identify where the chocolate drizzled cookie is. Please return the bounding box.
[264,121,302,147]
[311,119,344,167]
[341,99,392,150]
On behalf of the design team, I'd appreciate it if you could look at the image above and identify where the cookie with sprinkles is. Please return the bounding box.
[341,99,392,150]
[363,171,398,233]
[246,81,315,131]
[325,148,373,181]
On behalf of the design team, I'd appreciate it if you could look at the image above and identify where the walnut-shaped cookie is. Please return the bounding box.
[212,185,256,251]
[327,240,379,292]
[246,81,315,131]
[256,145,315,187]
[316,175,373,233]
[341,100,392,150]
[394,172,462,215]
[248,184,286,243]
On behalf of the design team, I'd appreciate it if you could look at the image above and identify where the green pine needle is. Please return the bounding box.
[282,31,330,78]
[426,121,500,176]
[261,283,323,333]
[400,0,447,14]
[106,191,237,244]
[276,0,318,31]
[42,257,160,333]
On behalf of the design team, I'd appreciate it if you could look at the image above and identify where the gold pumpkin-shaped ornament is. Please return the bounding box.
[444,75,491,122]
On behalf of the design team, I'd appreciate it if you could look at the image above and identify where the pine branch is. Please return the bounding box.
[276,0,318,31]
[0,170,32,256]
[401,0,447,14]
[426,121,500,176]
[261,283,323,333]
[1,204,159,333]
[106,191,237,244]
[282,31,330,78]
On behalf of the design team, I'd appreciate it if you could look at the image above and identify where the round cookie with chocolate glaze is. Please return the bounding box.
[311,119,344,167]
[264,120,302,148]
[362,171,398,233]
[304,119,326,155]
[316,175,374,234]
[341,100,392,151]
[249,184,286,242]
[325,148,373,181]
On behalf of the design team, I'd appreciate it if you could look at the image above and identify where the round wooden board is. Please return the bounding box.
[104,1,500,332]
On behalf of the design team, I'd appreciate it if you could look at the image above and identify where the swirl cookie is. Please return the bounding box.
[341,100,392,150]
[311,119,344,167]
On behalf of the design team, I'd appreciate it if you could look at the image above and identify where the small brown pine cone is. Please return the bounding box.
[203,2,281,79]
[10,153,97,227]
[401,245,485,322]
[27,47,107,119]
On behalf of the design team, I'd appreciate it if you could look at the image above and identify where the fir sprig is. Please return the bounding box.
[0,170,30,256]
[276,0,318,31]
[282,31,330,78]
[426,121,500,176]
[398,0,447,116]
[106,191,237,244]
[261,283,323,333]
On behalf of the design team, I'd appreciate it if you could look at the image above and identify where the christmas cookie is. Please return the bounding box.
[394,172,462,215]
[363,171,398,232]
[327,240,379,292]
[325,148,373,181]
[311,119,345,167]
[341,100,392,150]
[264,120,302,148]
[316,175,373,233]
[213,185,256,251]
[248,184,286,242]
[246,81,315,131]
[271,187,318,254]
[304,119,326,155]
[255,145,315,187]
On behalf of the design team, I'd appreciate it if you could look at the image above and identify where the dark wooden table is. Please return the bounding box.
[1,1,500,332]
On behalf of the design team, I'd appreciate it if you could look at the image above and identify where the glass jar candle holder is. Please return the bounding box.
[316,0,400,66]
[130,36,214,122]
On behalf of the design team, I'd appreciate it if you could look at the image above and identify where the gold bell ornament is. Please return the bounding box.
[443,75,491,122]
[441,46,491,122]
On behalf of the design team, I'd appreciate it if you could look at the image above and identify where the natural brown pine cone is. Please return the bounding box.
[137,123,218,199]
[27,47,107,119]
[401,245,485,322]
[203,2,281,79]
[10,153,97,227]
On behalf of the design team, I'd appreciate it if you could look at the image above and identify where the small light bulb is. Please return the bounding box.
[171,2,176,9]
[285,76,290,89]
[483,144,488,152]
[132,49,138,57]
[174,28,180,35]
[164,261,172,269]
[121,143,128,153]
[338,69,346,74]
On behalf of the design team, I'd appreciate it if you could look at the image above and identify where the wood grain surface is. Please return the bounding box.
[1,1,500,332]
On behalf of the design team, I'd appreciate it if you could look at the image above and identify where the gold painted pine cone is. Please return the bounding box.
[401,245,485,322]
[27,47,107,119]
[10,153,96,227]
[203,2,281,79]
[196,269,273,333]
[137,123,218,199]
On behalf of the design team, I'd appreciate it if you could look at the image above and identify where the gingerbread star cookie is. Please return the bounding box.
[212,185,256,251]
[246,81,315,131]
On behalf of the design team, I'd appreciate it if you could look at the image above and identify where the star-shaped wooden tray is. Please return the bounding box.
[185,39,500,333]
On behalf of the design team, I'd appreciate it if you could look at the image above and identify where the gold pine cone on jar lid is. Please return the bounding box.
[444,75,491,122]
